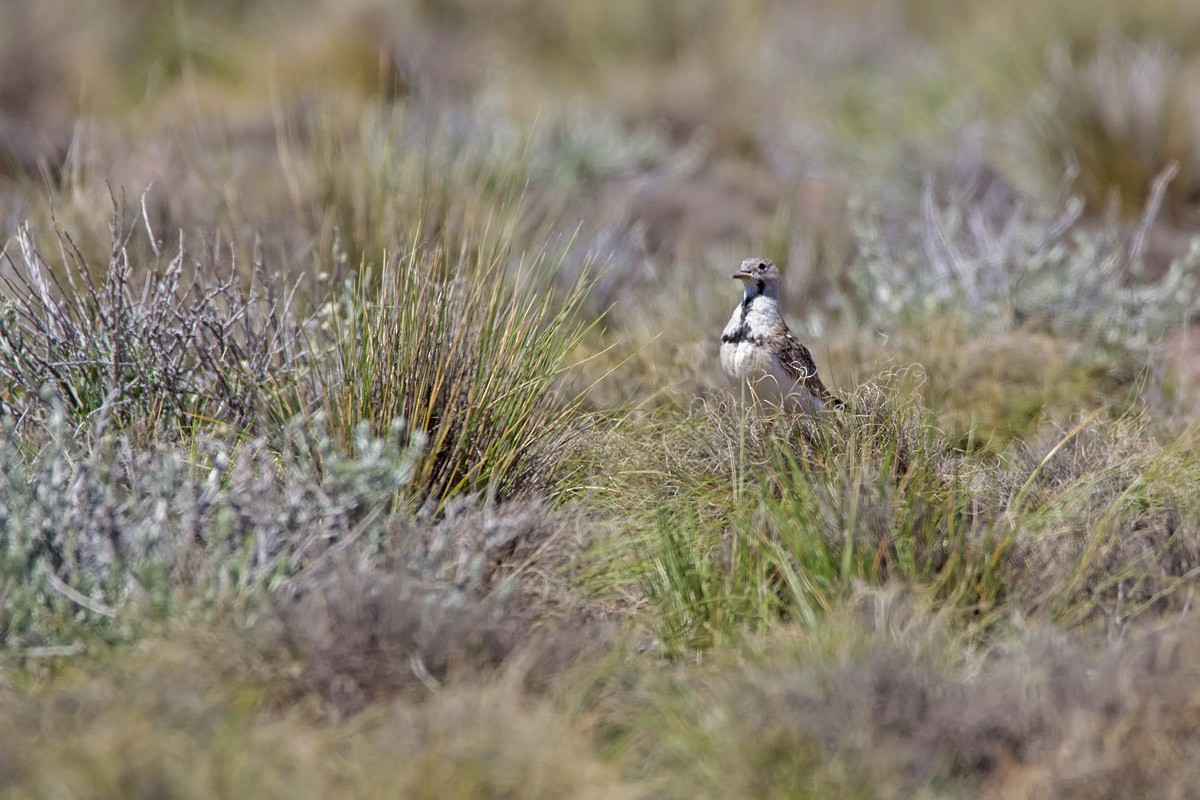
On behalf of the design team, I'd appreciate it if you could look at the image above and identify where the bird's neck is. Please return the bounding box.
[737,281,783,332]
[742,280,780,305]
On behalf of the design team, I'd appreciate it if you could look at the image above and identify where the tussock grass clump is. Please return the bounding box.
[0,202,308,436]
[999,39,1200,219]
[329,235,596,510]
[304,104,603,510]
[623,387,990,651]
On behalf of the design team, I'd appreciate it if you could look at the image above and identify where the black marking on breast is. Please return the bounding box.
[720,327,765,345]
[727,285,769,345]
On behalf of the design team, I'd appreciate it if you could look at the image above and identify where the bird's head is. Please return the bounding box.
[733,258,781,291]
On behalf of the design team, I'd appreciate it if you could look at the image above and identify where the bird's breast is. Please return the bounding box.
[720,339,786,383]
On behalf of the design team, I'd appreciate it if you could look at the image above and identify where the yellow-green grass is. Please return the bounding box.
[324,225,596,509]
[588,385,1200,654]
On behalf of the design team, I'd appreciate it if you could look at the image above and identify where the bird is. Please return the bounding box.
[719,257,844,413]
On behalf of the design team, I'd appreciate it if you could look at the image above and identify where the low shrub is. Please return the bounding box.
[0,199,309,438]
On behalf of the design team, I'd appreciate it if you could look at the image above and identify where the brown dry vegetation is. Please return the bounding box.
[3,0,1200,797]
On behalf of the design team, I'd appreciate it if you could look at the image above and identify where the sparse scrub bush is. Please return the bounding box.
[0,397,593,651]
[0,202,310,437]
[0,407,421,647]
[840,171,1200,445]
[847,176,1200,358]
[275,506,609,715]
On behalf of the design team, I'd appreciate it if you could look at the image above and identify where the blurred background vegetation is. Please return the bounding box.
[4,0,1200,797]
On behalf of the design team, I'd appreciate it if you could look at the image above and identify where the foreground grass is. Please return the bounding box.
[0,627,629,800]
[6,593,1200,799]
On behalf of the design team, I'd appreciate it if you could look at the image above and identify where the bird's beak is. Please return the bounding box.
[732,268,753,280]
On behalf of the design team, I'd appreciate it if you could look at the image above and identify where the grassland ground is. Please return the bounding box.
[3,0,1200,797]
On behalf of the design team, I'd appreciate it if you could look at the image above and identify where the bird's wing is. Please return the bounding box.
[777,327,845,409]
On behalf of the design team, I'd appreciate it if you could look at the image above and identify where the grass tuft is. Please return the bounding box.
[327,228,597,510]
